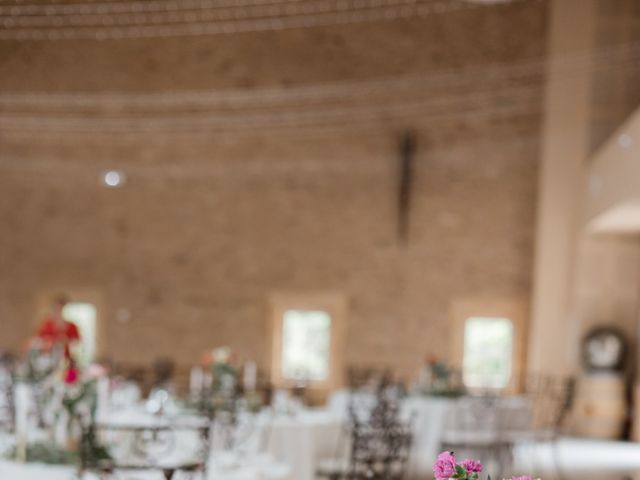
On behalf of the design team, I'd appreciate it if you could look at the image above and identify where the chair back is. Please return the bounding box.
[0,357,15,431]
[346,391,412,479]
[442,396,501,441]
[524,374,574,434]
[80,420,210,479]
[348,421,412,479]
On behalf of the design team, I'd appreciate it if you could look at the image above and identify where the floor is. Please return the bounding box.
[512,438,640,480]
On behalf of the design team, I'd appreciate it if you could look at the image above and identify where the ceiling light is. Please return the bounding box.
[102,170,125,188]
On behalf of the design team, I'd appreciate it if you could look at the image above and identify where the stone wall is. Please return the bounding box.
[0,0,547,380]
[590,0,640,153]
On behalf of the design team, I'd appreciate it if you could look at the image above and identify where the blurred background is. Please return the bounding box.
[1,0,640,479]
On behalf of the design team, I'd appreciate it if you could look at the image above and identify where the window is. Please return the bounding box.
[463,316,514,389]
[281,309,332,382]
[63,302,97,366]
[269,293,346,394]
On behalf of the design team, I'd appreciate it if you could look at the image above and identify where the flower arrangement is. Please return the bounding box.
[418,357,465,398]
[433,451,539,480]
[201,346,239,394]
[10,360,111,465]
[59,362,99,422]
[36,359,106,451]
[191,347,241,417]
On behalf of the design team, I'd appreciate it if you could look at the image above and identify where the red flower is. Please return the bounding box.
[201,352,213,366]
[64,367,79,384]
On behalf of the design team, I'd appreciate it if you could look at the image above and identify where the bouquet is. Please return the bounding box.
[193,347,240,417]
[10,361,110,464]
[433,451,539,480]
[38,360,104,451]
[202,347,239,394]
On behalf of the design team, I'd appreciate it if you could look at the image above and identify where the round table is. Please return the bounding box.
[256,409,344,480]
[0,460,78,480]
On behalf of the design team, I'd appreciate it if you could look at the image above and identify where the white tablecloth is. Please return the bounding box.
[0,456,290,480]
[0,460,77,480]
[257,409,343,480]
[0,405,292,480]
[209,452,291,480]
[403,396,455,478]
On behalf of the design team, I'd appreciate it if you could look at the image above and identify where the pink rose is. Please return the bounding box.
[433,451,457,479]
[461,459,483,474]
[87,363,107,379]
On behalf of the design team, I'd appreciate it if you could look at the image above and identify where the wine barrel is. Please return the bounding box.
[572,373,627,439]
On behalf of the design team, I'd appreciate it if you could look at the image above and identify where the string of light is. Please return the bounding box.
[1,34,637,134]
[0,65,543,110]
[1,48,637,135]
[0,91,542,133]
[1,40,638,112]
[0,0,534,40]
[1,0,447,28]
[0,63,632,133]
[0,67,547,123]
[0,135,542,182]
[0,0,516,17]
[0,0,384,16]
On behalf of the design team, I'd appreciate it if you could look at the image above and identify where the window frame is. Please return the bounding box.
[462,316,515,390]
[451,297,528,394]
[269,293,346,393]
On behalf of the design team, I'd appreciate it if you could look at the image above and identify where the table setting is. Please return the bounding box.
[0,340,556,480]
[0,345,297,480]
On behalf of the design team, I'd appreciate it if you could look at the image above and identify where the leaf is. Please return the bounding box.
[453,465,468,479]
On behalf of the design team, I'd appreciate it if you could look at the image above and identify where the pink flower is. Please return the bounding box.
[512,477,534,480]
[461,459,483,474]
[433,451,457,479]
[64,367,79,384]
[87,363,107,379]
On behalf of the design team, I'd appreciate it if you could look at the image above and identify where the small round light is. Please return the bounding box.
[102,170,125,188]
[618,134,632,149]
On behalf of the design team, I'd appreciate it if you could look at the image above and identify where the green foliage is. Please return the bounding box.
[61,378,97,418]
[452,464,467,479]
[445,462,485,480]
[81,425,113,468]
[6,441,78,465]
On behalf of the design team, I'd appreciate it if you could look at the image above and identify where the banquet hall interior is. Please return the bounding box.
[2,0,640,479]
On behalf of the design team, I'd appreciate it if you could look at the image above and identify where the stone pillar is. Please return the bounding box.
[528,0,598,375]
